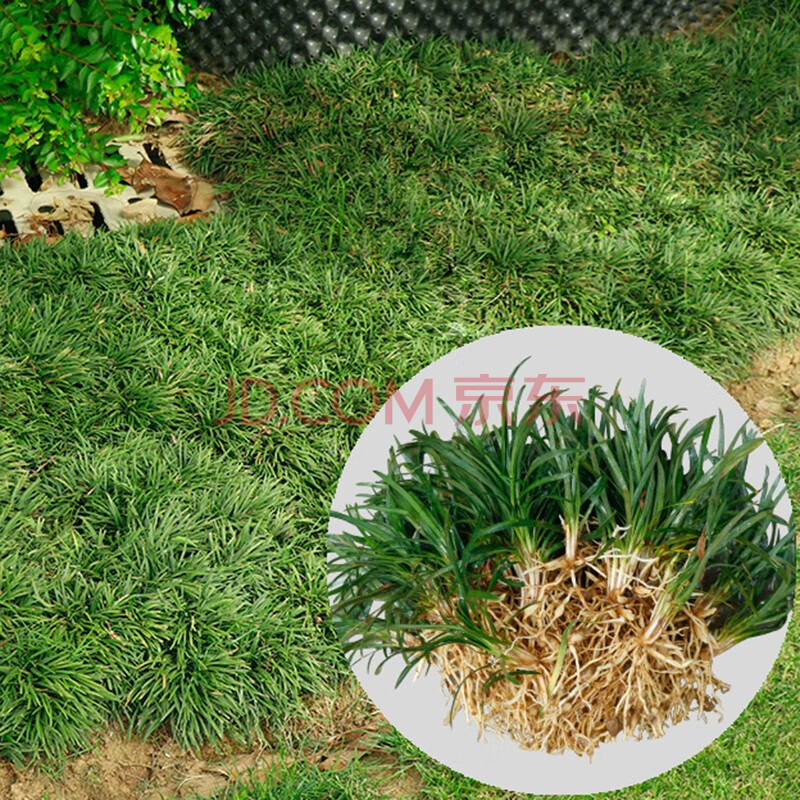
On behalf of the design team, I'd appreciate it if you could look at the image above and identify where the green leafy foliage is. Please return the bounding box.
[0,0,210,180]
[329,385,796,673]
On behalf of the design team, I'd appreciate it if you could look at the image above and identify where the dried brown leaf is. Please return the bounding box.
[130,160,192,212]
[188,178,215,212]
[550,51,574,66]
[161,110,194,124]
[121,198,162,222]
[26,194,94,236]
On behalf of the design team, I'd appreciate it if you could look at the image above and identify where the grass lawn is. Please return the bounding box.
[1,0,799,797]
[196,761,384,800]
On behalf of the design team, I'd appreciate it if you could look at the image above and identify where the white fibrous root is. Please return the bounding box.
[420,543,729,758]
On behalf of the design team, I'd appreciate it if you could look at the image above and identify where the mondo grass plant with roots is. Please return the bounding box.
[328,381,796,757]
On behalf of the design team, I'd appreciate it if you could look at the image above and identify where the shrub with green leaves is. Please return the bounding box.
[0,0,210,181]
[329,385,796,756]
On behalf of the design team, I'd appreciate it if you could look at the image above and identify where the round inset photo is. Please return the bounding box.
[327,326,795,795]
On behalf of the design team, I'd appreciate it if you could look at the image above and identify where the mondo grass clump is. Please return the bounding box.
[329,384,796,757]
[0,434,335,764]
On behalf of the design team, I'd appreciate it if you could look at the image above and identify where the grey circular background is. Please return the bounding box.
[328,326,793,795]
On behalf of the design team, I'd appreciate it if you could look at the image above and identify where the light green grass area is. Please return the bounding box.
[0,0,799,796]
[197,759,382,800]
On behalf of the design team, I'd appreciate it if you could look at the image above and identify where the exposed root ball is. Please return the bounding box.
[423,545,729,757]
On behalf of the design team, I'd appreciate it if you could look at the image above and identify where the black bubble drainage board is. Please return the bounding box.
[177,0,725,73]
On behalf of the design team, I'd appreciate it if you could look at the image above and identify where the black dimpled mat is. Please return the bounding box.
[177,0,724,73]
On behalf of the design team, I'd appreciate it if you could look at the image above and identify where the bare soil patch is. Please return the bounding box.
[0,684,421,800]
[728,338,800,430]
